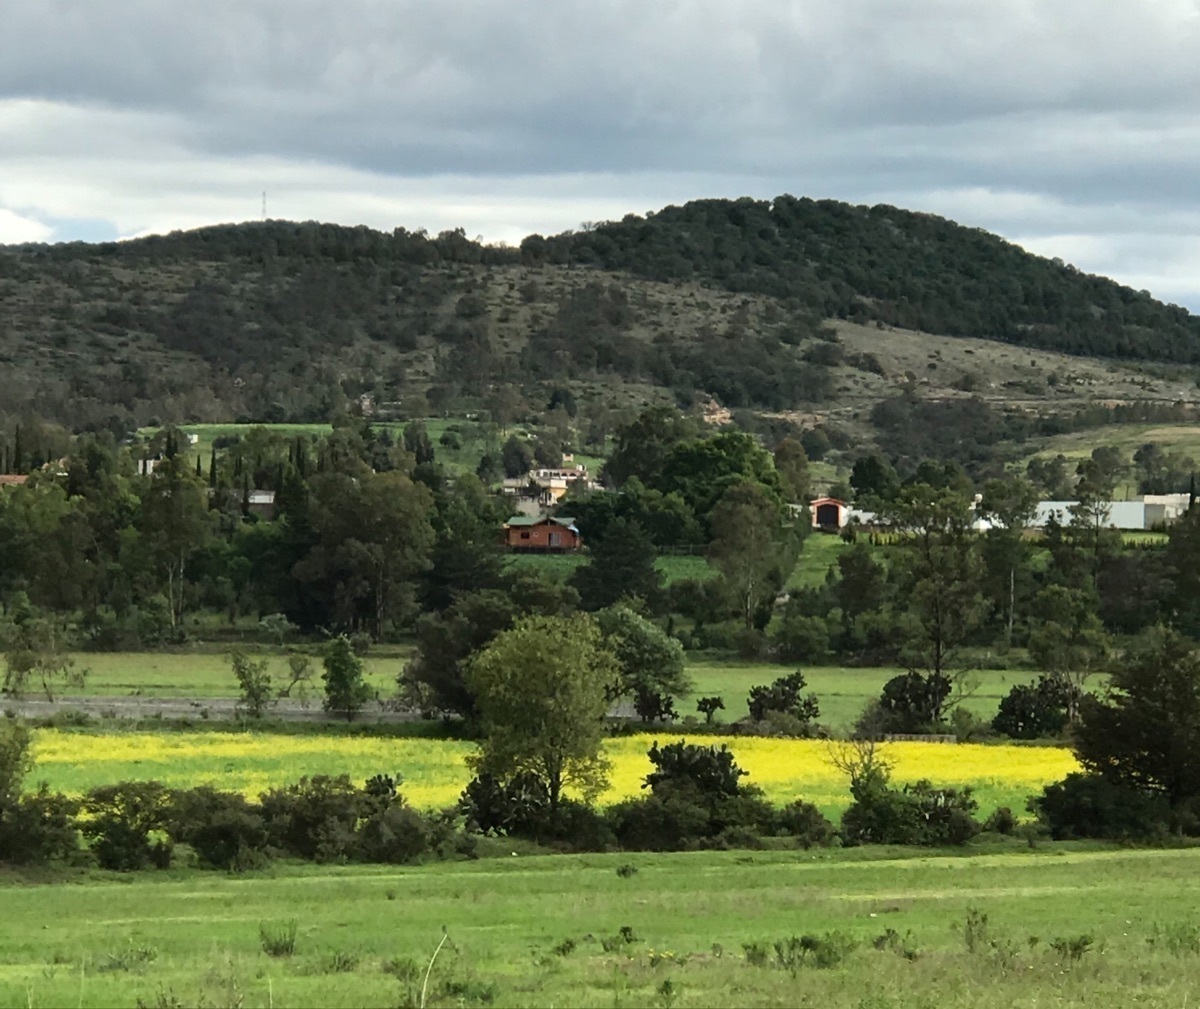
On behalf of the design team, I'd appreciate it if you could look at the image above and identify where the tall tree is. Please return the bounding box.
[883,484,985,686]
[467,614,618,815]
[595,604,690,705]
[602,406,698,487]
[1074,630,1200,809]
[707,482,798,631]
[296,470,435,639]
[570,517,662,612]
[136,455,213,628]
[322,635,371,721]
[773,437,810,503]
[1027,585,1109,724]
[978,476,1039,645]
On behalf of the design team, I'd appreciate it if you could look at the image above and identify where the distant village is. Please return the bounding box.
[500,463,1191,552]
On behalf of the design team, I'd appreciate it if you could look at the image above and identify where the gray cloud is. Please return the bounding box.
[3,1,1200,306]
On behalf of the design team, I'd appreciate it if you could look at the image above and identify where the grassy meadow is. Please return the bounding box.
[27,730,1076,820]
[54,652,1043,733]
[4,846,1200,1007]
[158,420,609,481]
[684,663,1040,729]
[55,651,402,700]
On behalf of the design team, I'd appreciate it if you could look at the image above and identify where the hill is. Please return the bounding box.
[2,196,1199,442]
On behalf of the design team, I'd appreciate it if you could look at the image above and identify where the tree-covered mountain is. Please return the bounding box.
[543,195,1200,361]
[2,195,1198,434]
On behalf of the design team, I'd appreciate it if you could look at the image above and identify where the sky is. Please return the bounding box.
[3,1,1200,308]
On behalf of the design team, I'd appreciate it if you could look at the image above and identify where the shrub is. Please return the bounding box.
[0,785,80,865]
[357,805,430,864]
[772,613,831,664]
[633,688,678,724]
[541,799,615,851]
[644,740,746,799]
[696,696,725,724]
[840,782,923,847]
[746,672,820,725]
[458,771,549,837]
[992,676,1072,739]
[230,651,273,719]
[260,775,361,862]
[81,781,173,871]
[1031,772,1172,841]
[877,671,952,733]
[776,800,837,849]
[167,787,270,870]
[982,806,1018,835]
[607,793,710,852]
[902,780,981,845]
[609,742,776,851]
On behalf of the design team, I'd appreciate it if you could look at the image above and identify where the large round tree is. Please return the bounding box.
[467,614,619,815]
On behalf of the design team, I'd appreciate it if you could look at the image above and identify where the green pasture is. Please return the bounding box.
[55,652,404,700]
[4,846,1200,1008]
[1028,422,1200,461]
[151,419,610,480]
[684,662,1040,730]
[506,532,846,589]
[503,552,717,584]
[52,652,1046,732]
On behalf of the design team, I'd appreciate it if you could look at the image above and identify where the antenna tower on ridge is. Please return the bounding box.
[262,191,267,221]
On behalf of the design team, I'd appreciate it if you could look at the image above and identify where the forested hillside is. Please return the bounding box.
[546,196,1200,359]
[2,195,1199,436]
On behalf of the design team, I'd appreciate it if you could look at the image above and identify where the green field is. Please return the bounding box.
[154,420,610,481]
[3,845,1200,1007]
[504,552,717,584]
[684,663,1038,730]
[52,653,1041,732]
[53,652,404,700]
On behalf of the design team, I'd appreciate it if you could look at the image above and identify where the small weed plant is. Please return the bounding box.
[259,919,298,958]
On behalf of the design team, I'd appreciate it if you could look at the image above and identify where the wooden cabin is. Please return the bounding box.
[503,515,582,552]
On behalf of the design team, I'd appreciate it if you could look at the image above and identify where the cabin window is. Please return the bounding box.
[520,532,530,540]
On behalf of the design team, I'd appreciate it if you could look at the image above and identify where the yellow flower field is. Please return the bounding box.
[30,730,1078,817]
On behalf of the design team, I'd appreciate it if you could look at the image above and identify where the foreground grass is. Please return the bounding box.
[3,845,1200,1007]
[28,731,1076,819]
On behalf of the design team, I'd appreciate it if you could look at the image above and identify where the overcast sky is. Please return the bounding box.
[4,1,1200,308]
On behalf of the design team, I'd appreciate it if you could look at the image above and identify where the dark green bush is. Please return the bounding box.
[982,806,1018,835]
[606,793,710,852]
[260,775,361,862]
[992,676,1072,739]
[458,771,550,837]
[1031,773,1172,841]
[747,672,820,725]
[81,781,173,871]
[167,787,270,870]
[903,780,981,845]
[0,786,80,865]
[840,782,923,847]
[776,800,837,848]
[608,740,778,851]
[357,805,429,863]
